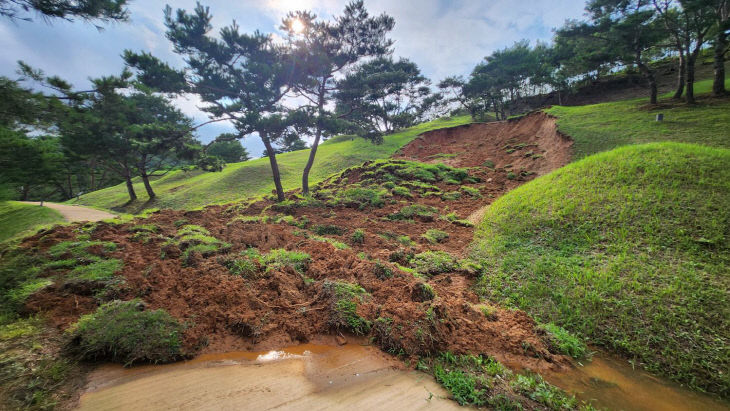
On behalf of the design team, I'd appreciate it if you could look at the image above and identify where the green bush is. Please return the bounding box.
[66,300,184,365]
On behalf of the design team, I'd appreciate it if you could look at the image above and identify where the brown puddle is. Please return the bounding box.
[77,343,460,410]
[545,353,729,411]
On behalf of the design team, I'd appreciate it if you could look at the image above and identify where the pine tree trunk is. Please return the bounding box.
[713,32,727,96]
[301,128,321,196]
[636,55,658,105]
[673,51,685,99]
[262,135,285,202]
[302,86,326,196]
[124,168,137,202]
[21,184,29,201]
[141,173,156,199]
[686,54,697,104]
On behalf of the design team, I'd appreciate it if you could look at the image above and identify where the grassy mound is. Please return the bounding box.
[0,201,65,243]
[471,143,730,396]
[546,78,730,159]
[66,300,184,365]
[68,116,471,213]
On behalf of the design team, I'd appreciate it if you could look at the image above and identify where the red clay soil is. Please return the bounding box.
[21,112,573,376]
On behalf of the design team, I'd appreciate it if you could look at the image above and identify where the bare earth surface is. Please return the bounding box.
[19,202,116,223]
[78,343,460,411]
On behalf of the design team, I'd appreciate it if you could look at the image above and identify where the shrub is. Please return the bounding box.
[351,229,365,244]
[421,229,449,244]
[66,300,184,365]
[397,235,414,246]
[411,251,459,276]
[507,171,517,180]
[483,160,495,169]
[173,219,189,227]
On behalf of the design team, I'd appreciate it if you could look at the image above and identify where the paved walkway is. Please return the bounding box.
[19,202,116,223]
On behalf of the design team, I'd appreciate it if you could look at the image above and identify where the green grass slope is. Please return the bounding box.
[470,143,729,396]
[70,116,471,213]
[546,78,730,158]
[0,201,65,243]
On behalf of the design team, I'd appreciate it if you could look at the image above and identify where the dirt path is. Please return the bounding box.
[19,202,116,223]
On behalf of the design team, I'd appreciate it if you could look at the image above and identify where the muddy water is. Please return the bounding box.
[546,353,729,411]
[77,343,459,410]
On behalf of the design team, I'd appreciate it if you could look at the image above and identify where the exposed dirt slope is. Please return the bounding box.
[397,112,571,175]
[17,113,574,406]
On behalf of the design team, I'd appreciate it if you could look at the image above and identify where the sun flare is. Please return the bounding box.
[290,18,305,34]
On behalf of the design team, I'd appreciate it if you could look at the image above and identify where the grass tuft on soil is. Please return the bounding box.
[66,299,185,365]
[471,142,730,396]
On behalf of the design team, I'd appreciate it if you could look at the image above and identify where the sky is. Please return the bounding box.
[0,0,587,156]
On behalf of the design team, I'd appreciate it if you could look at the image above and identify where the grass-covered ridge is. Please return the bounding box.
[471,143,730,396]
[69,116,471,213]
[546,78,730,159]
[0,201,65,243]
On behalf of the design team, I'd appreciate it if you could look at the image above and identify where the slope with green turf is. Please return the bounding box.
[69,116,471,213]
[0,201,65,243]
[470,143,730,396]
[546,78,730,158]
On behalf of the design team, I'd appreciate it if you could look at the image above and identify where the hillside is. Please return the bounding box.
[546,78,730,158]
[470,143,730,396]
[0,202,65,243]
[68,116,471,214]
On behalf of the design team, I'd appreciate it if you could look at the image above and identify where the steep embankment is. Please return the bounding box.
[68,116,472,214]
[471,143,730,397]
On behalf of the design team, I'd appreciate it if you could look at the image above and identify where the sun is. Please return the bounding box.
[290,18,305,34]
